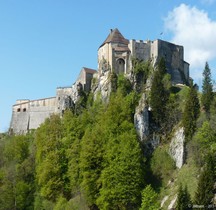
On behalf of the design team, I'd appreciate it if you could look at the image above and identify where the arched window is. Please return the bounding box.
[116,58,125,74]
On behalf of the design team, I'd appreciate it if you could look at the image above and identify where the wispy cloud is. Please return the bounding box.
[164,4,216,81]
[200,0,216,5]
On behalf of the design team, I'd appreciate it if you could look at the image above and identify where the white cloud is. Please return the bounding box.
[164,4,216,81]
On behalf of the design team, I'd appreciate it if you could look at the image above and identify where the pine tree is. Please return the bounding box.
[139,185,159,210]
[201,62,213,116]
[182,82,200,141]
[150,58,169,126]
[176,184,192,210]
[195,154,215,207]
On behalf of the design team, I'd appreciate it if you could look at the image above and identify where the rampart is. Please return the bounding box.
[10,97,56,134]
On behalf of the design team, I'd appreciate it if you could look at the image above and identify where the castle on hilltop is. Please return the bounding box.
[10,28,190,134]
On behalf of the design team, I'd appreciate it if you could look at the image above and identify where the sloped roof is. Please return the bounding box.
[82,67,97,74]
[100,28,129,48]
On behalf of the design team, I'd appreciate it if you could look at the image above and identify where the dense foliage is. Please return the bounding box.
[150,58,169,127]
[176,184,192,210]
[139,185,159,210]
[182,82,200,141]
[194,154,215,208]
[0,61,215,209]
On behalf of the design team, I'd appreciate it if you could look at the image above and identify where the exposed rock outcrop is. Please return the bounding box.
[92,68,112,103]
[168,195,177,210]
[161,195,169,208]
[134,93,149,142]
[169,127,185,168]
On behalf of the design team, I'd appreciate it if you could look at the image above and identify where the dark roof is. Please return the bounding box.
[82,67,97,74]
[100,28,129,48]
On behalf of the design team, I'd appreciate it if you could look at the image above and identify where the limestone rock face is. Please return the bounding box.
[169,127,185,168]
[134,93,149,141]
[168,195,177,210]
[71,82,82,104]
[92,71,111,102]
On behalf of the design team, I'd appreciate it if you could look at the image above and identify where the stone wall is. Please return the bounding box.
[129,39,189,84]
[10,97,56,134]
[101,39,189,85]
[153,40,188,84]
[129,39,151,62]
[10,67,96,134]
[56,87,73,114]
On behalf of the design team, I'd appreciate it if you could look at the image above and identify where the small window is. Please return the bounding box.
[23,108,26,112]
[58,97,61,100]
[17,108,21,112]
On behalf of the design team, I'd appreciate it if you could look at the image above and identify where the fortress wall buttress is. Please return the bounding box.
[145,39,190,84]
[28,97,56,129]
[10,101,30,134]
[10,97,57,133]
[29,105,56,130]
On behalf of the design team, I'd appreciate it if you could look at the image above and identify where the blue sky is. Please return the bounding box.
[0,0,216,132]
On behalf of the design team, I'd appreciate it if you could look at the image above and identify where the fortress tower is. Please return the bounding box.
[98,28,130,75]
[98,28,189,84]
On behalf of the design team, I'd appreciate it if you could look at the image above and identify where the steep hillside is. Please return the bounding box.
[0,61,215,210]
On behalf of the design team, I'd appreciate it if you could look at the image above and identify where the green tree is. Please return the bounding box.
[201,62,213,115]
[96,92,144,210]
[35,115,69,202]
[79,91,143,209]
[0,134,35,210]
[132,59,152,92]
[176,184,192,210]
[97,128,144,210]
[195,154,215,208]
[79,124,106,209]
[62,110,84,196]
[139,184,159,210]
[117,73,132,96]
[182,83,200,141]
[150,146,175,181]
[150,58,169,126]
[193,121,216,165]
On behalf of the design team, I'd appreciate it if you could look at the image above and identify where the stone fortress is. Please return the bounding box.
[10,28,190,134]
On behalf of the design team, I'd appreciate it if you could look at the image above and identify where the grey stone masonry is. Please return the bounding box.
[10,28,190,134]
